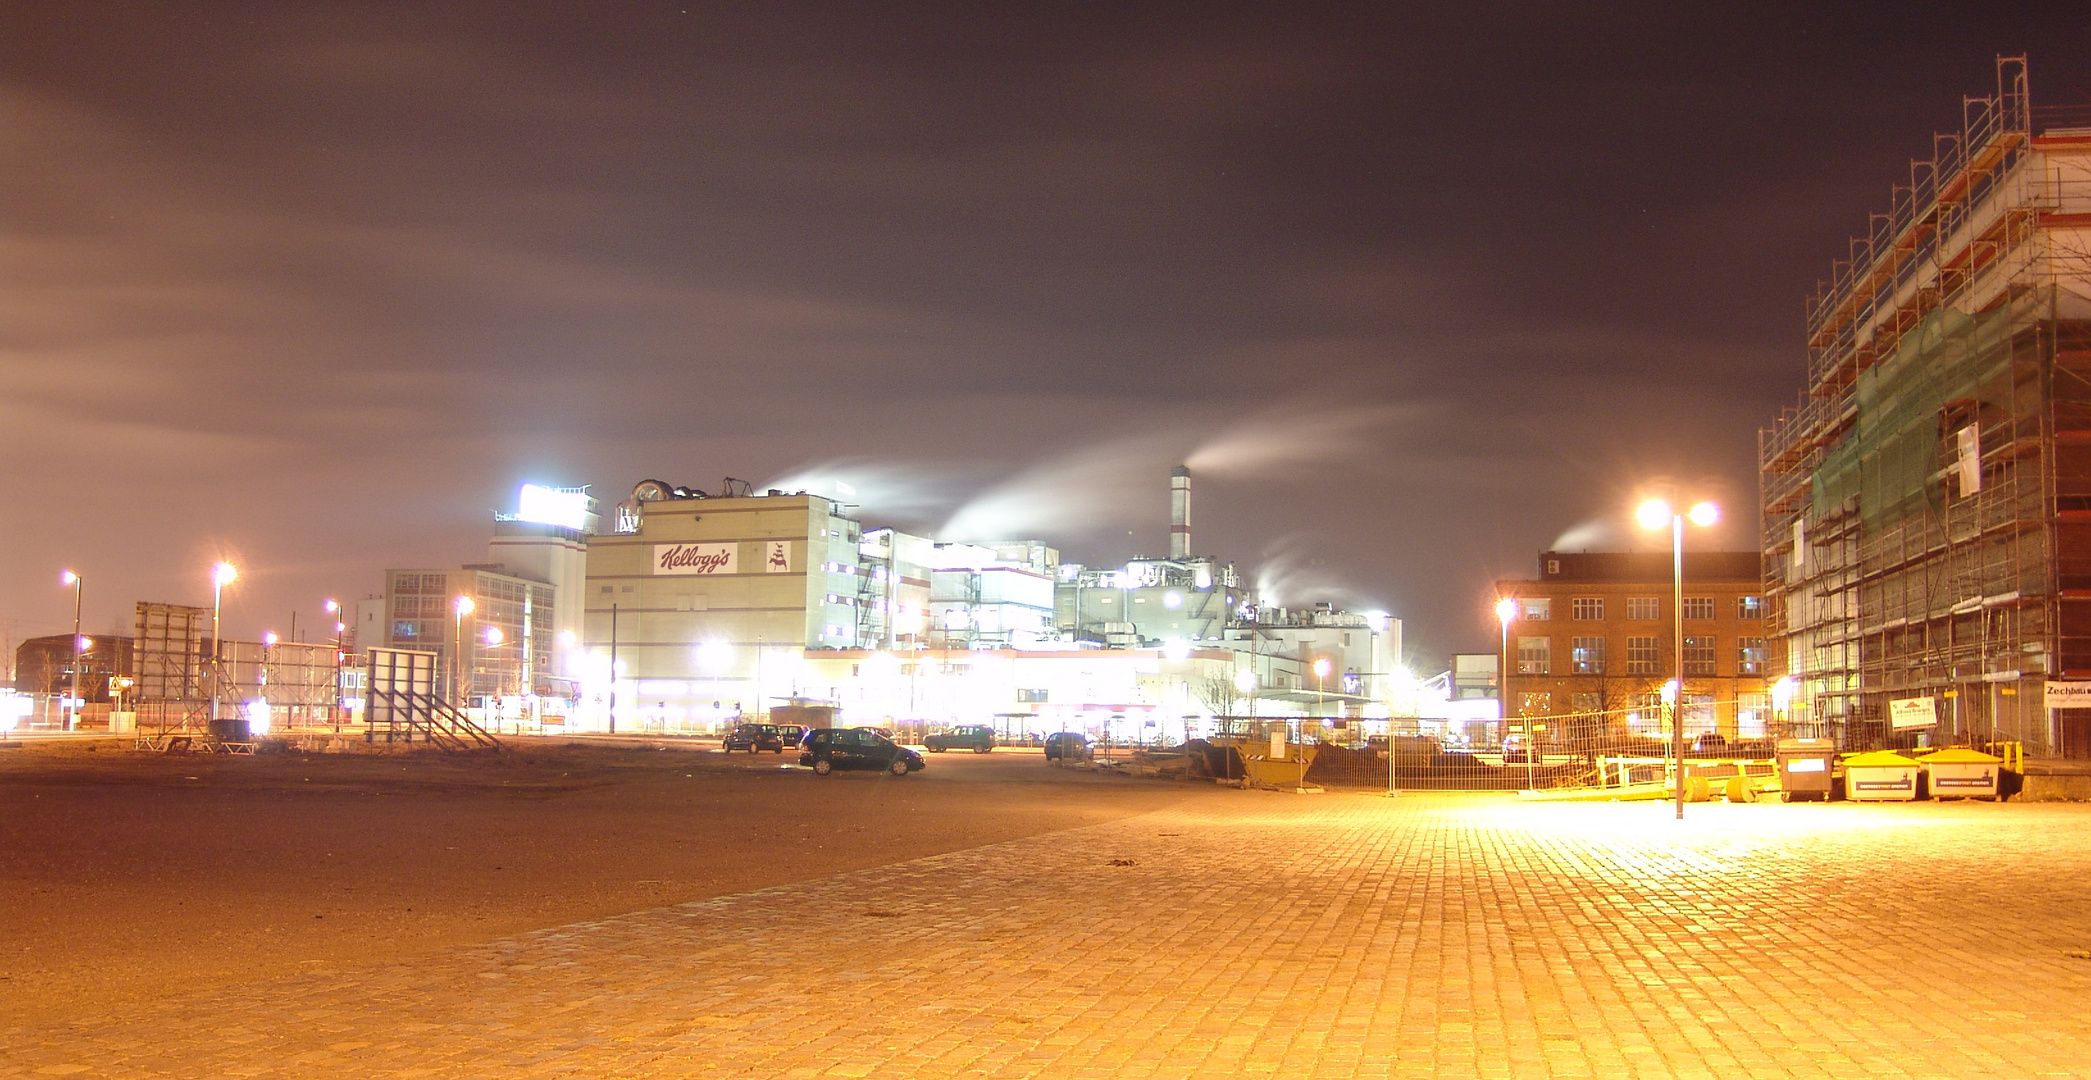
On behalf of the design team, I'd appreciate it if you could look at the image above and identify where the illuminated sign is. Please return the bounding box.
[655,543,737,576]
[1887,696,1938,730]
[517,484,591,530]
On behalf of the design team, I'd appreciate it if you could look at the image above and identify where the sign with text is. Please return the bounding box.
[654,543,737,576]
[1887,696,1938,730]
[2044,681,2091,709]
[764,540,793,573]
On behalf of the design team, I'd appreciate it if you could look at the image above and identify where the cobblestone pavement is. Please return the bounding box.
[6,791,2091,1079]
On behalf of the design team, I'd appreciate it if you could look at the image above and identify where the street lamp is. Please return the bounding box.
[452,594,476,704]
[1494,595,1521,786]
[1637,497,1719,820]
[323,598,343,728]
[60,570,82,731]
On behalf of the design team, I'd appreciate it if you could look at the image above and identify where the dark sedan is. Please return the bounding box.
[799,727,925,776]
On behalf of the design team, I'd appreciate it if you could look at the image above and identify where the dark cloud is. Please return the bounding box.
[3,2,2089,663]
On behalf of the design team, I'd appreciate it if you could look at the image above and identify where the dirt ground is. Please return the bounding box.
[0,736,1199,1026]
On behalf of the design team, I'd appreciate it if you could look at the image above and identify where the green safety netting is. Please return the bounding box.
[1812,304,2021,531]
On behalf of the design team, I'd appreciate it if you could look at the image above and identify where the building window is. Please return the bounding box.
[1516,691,1551,716]
[1683,597,1715,621]
[1572,692,1601,714]
[1571,597,1604,621]
[1737,691,1771,737]
[1571,636,1606,674]
[1738,637,1768,675]
[1684,636,1716,676]
[1517,636,1550,675]
[1627,596,1661,621]
[1739,595,1763,620]
[1626,636,1659,675]
[1017,688,1048,703]
[1520,598,1551,621]
[1683,693,1716,736]
[392,621,418,639]
[1629,692,1666,735]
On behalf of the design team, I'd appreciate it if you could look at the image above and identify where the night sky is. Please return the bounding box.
[5,3,2089,666]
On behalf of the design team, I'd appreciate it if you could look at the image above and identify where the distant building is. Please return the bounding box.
[1494,550,1770,749]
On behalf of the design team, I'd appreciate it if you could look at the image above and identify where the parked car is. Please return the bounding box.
[800,727,925,776]
[1043,732,1091,762]
[925,725,996,753]
[773,724,807,749]
[721,723,787,753]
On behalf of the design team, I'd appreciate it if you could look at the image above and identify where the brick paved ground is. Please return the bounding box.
[5,791,2090,1079]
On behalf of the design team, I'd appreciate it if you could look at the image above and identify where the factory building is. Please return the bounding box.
[576,479,865,726]
[547,467,1403,735]
[1758,59,2091,755]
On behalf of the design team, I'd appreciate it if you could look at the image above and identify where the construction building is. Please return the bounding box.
[1494,551,1771,751]
[1759,58,2091,755]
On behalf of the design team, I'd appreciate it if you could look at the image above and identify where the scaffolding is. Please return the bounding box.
[1760,57,2091,755]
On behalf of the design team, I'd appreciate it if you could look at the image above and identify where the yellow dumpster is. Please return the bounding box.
[1844,750,1922,802]
[1918,747,2003,800]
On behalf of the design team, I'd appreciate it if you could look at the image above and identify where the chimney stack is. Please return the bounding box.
[1169,466,1191,559]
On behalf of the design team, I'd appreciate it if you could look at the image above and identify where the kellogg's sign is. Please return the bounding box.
[654,543,737,576]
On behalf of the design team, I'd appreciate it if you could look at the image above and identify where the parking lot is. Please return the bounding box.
[6,738,2091,1078]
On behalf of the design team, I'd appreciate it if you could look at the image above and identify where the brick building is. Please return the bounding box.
[1493,550,1771,749]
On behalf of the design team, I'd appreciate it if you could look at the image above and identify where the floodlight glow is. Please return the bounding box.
[1233,669,1257,694]
[262,632,278,647]
[1660,678,1679,704]
[558,629,577,648]
[1688,501,1720,527]
[517,484,591,530]
[1365,610,1390,632]
[1162,591,1184,609]
[696,639,734,675]
[454,595,475,617]
[1162,638,1191,661]
[76,635,92,653]
[1193,567,1213,590]
[1495,597,1518,626]
[1312,657,1333,680]
[323,598,339,614]
[244,697,272,736]
[1771,675,1798,711]
[60,569,78,586]
[484,626,504,646]
[213,562,238,587]
[1635,500,1671,530]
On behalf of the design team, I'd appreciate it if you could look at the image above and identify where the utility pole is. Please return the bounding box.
[608,603,619,735]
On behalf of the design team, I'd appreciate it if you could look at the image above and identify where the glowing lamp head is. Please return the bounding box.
[1688,501,1719,527]
[1233,668,1257,694]
[454,595,475,617]
[1635,499,1672,530]
[1495,597,1518,626]
[60,569,78,586]
[334,621,346,634]
[323,598,339,614]
[1162,638,1191,661]
[262,631,278,647]
[76,635,92,653]
[1771,675,1797,710]
[1312,657,1333,680]
[484,626,503,646]
[212,562,238,587]
[558,629,578,648]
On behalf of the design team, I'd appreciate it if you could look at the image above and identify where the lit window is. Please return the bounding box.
[1739,596,1763,619]
[1738,637,1768,675]
[1517,636,1550,675]
[1571,636,1606,674]
[1520,599,1551,621]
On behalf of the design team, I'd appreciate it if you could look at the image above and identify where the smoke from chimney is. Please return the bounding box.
[1169,465,1190,559]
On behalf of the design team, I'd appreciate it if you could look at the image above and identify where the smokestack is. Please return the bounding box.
[1169,466,1191,559]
